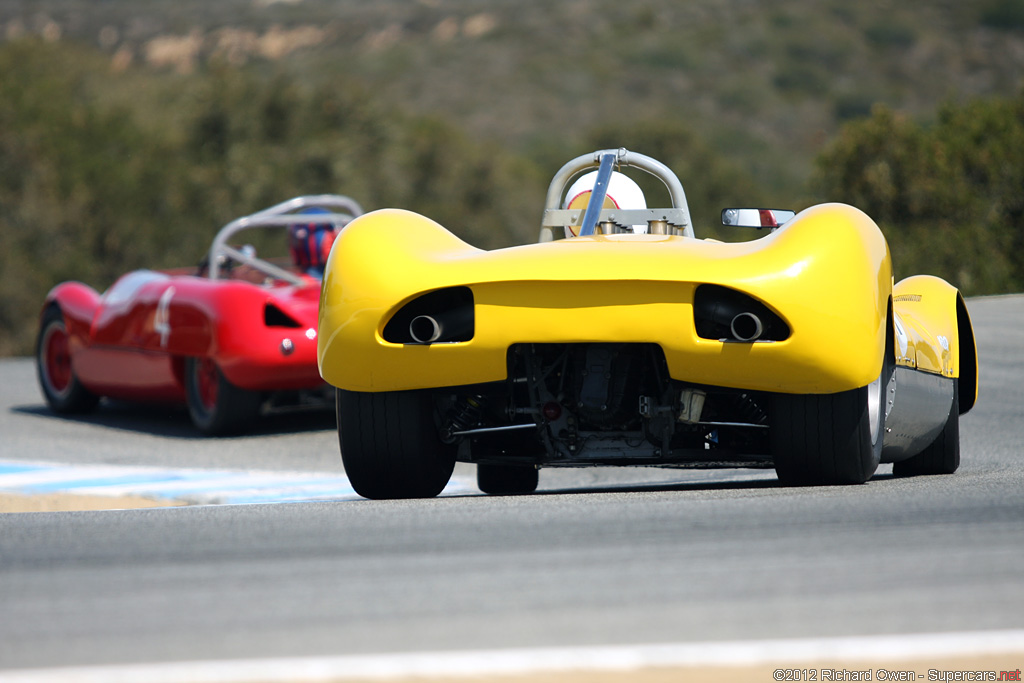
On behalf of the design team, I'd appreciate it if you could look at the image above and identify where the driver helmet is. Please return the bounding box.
[288,207,337,276]
[563,170,647,237]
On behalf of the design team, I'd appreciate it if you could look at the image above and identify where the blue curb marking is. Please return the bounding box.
[0,460,477,506]
[24,473,197,493]
[0,462,49,476]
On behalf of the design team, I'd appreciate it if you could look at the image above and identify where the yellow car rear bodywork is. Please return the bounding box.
[319,202,905,395]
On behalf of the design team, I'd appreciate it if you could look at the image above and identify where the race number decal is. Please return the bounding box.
[155,286,176,347]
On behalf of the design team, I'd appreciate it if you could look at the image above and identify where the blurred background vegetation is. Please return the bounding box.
[2,0,1023,355]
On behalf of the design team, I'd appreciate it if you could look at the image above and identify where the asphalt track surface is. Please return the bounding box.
[0,295,1022,680]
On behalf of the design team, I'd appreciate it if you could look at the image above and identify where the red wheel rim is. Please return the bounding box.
[43,323,72,395]
[195,358,219,412]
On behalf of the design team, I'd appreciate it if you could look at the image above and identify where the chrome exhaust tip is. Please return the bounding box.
[730,312,764,342]
[409,315,442,344]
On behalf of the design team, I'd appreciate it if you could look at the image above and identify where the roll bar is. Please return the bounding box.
[207,194,364,282]
[540,148,694,242]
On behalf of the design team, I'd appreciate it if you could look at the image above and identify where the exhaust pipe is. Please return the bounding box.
[693,284,789,342]
[408,306,474,344]
[382,286,476,344]
[409,315,442,344]
[730,312,763,342]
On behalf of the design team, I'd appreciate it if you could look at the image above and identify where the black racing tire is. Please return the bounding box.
[477,463,539,495]
[893,379,960,477]
[336,388,456,500]
[771,373,886,486]
[184,357,263,435]
[36,305,100,414]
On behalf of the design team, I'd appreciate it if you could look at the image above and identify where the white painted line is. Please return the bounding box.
[2,630,1023,682]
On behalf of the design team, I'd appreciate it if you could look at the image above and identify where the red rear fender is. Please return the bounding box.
[44,282,102,344]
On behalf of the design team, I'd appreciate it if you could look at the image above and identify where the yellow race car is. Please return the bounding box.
[318,148,977,499]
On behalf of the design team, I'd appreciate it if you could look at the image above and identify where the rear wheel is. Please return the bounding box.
[184,357,263,435]
[36,305,99,414]
[336,388,456,499]
[771,371,886,486]
[893,379,959,477]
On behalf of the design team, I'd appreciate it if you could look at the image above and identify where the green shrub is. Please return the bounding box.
[811,98,1024,294]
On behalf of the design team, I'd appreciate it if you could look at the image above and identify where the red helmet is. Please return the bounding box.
[288,208,336,275]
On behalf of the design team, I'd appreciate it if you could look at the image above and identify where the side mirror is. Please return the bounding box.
[721,208,795,229]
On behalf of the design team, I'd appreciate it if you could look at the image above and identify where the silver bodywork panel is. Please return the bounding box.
[881,366,954,463]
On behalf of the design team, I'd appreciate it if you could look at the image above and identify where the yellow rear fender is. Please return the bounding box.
[892,275,978,413]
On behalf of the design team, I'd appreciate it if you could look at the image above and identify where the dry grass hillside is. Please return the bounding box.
[4,0,1024,195]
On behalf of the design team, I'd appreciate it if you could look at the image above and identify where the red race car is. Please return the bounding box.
[36,195,363,434]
